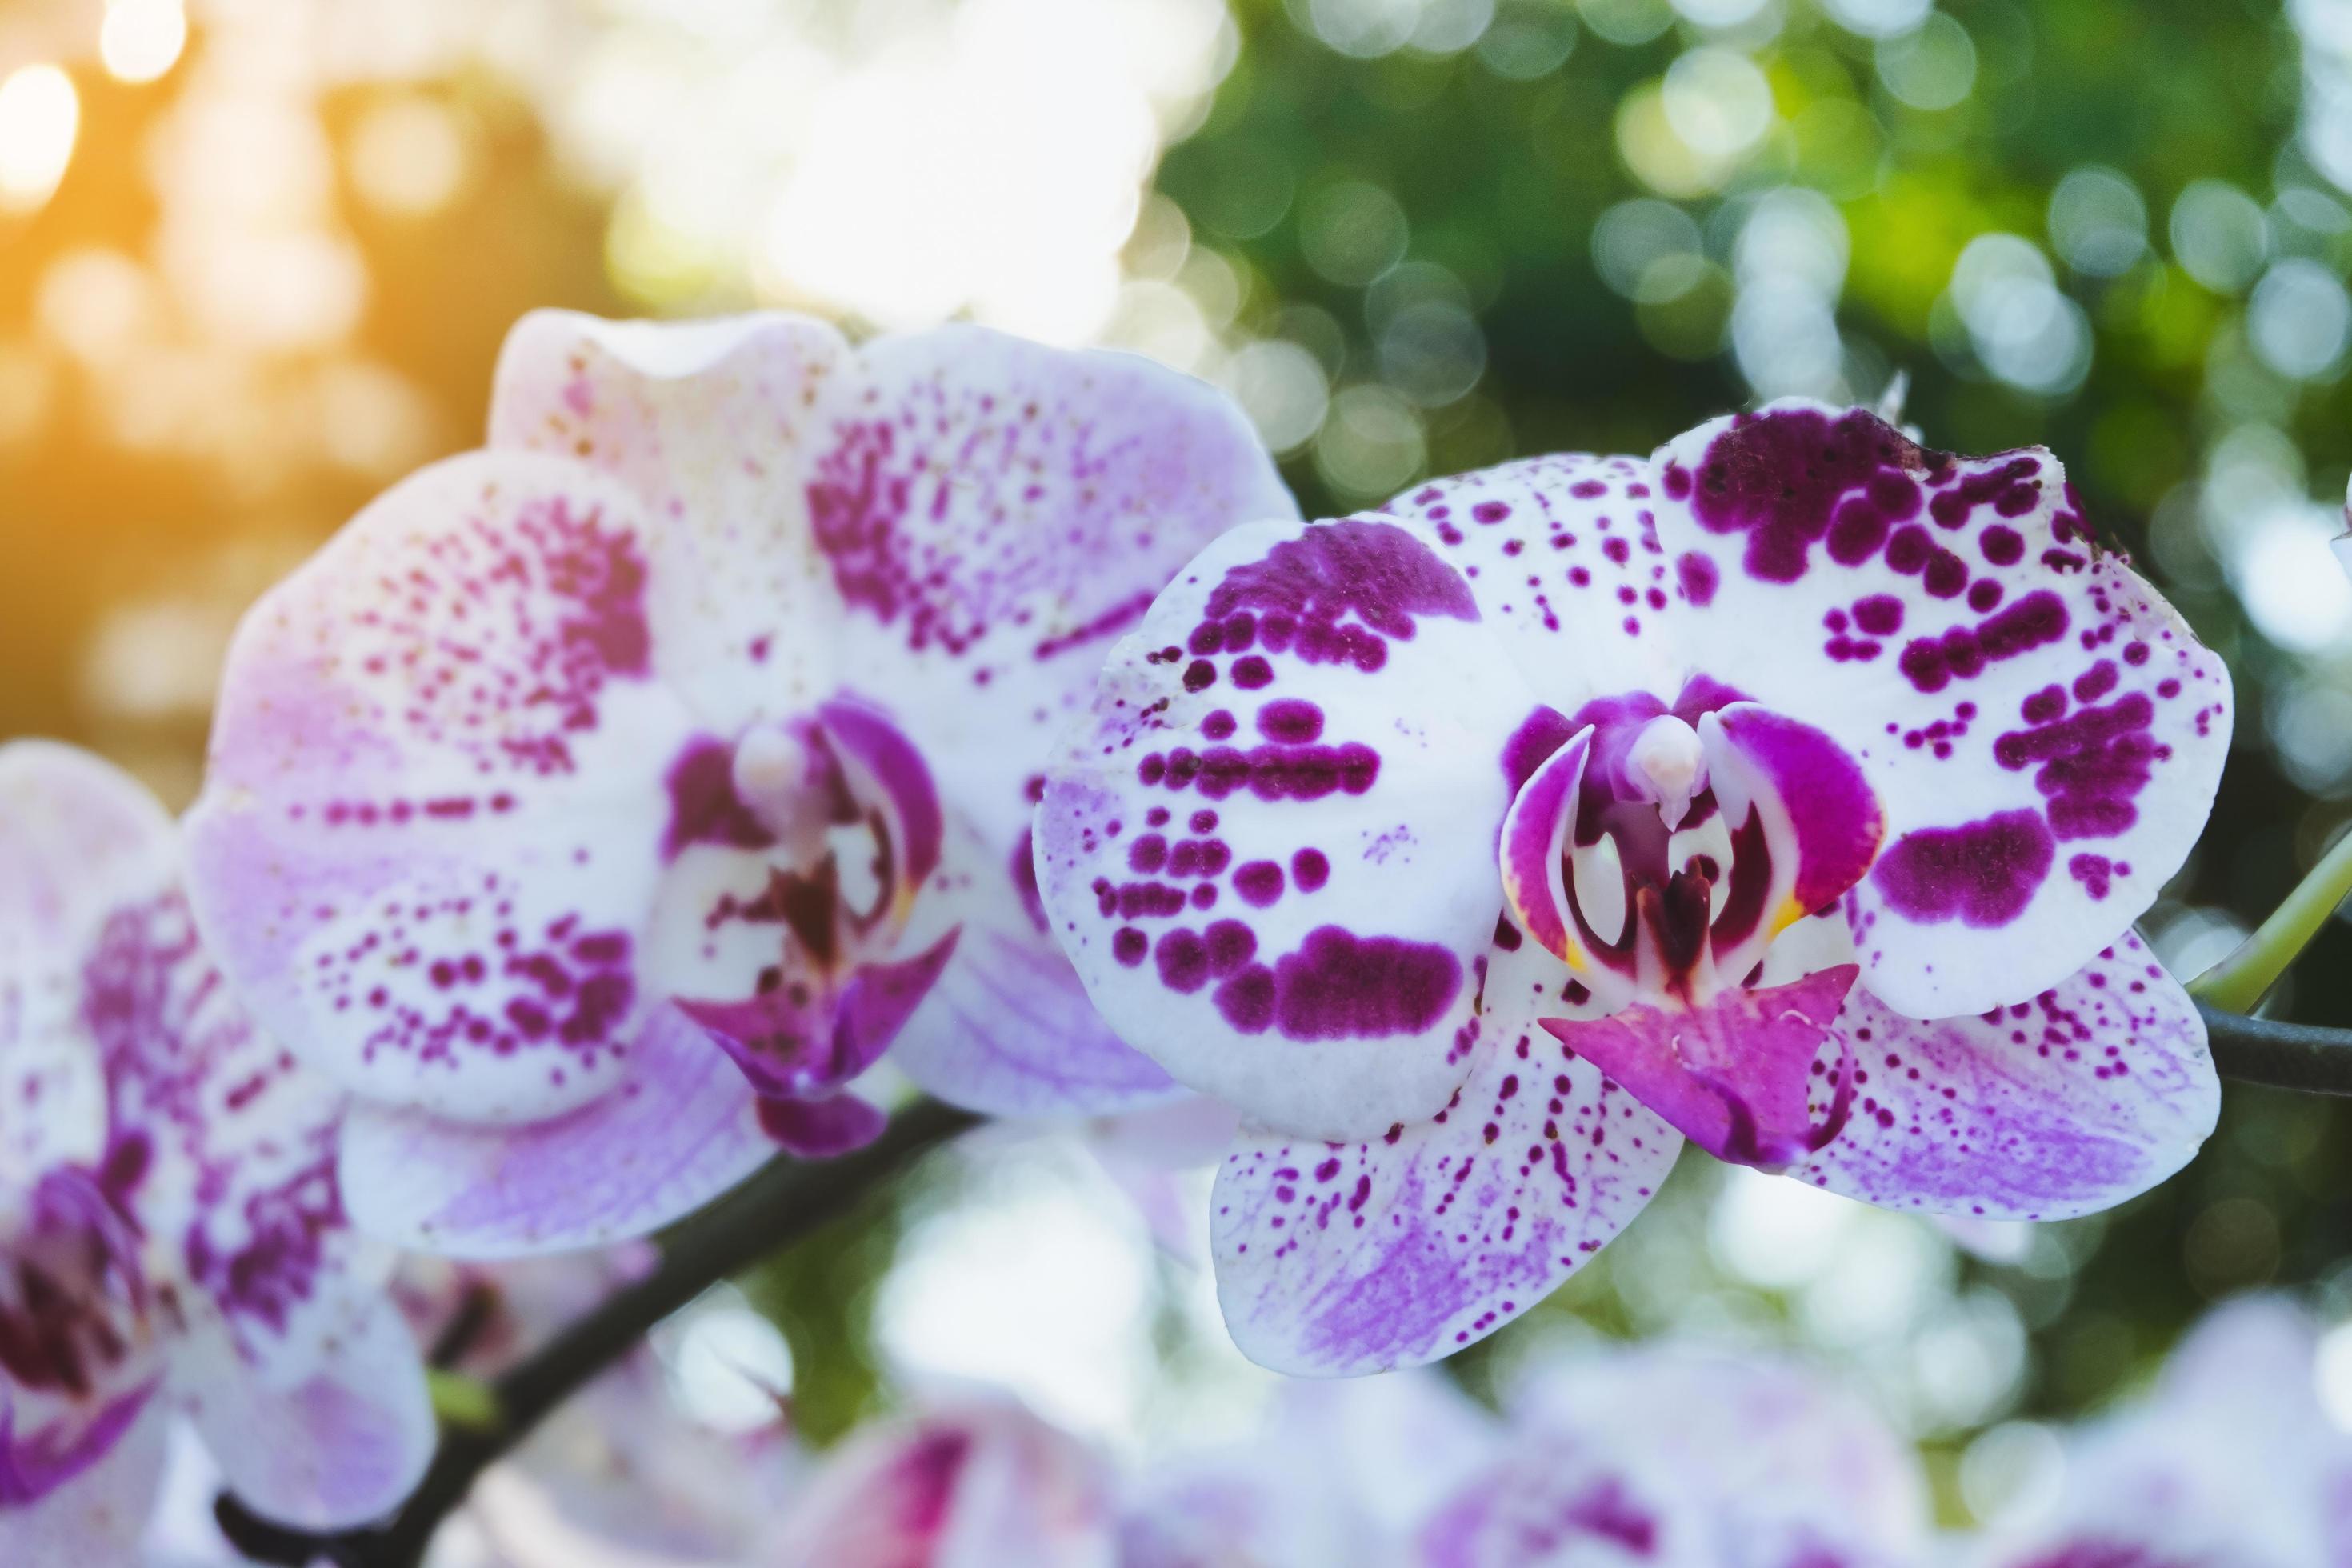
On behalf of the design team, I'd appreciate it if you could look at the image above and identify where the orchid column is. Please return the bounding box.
[184,310,1295,1257]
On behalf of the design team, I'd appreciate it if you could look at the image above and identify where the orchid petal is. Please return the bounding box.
[178,1283,433,1530]
[0,1391,164,1568]
[1038,518,1542,1140]
[186,453,695,1126]
[1652,400,2231,1018]
[1770,920,2218,1220]
[1381,456,1691,706]
[1210,934,1681,1376]
[490,310,851,738]
[810,326,1300,874]
[337,1005,771,1257]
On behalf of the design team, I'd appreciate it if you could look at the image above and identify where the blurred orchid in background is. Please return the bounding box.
[1967,1295,2352,1567]
[0,742,432,1563]
[182,307,1294,1257]
[1038,400,2230,1374]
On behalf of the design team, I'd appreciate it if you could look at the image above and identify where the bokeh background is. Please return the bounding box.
[6,0,2352,1532]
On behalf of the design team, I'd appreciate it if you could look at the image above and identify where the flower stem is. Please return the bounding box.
[2198,1003,2352,1096]
[214,1098,981,1568]
[2186,827,2352,1014]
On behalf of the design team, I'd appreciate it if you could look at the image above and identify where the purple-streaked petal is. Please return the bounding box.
[177,1282,433,1530]
[0,1389,164,1568]
[1038,518,1542,1141]
[818,698,945,918]
[1381,457,1693,706]
[1209,935,1682,1377]
[1542,966,1858,1170]
[186,453,696,1126]
[490,310,851,738]
[1652,400,2230,1018]
[337,1006,772,1257]
[1776,922,2218,1221]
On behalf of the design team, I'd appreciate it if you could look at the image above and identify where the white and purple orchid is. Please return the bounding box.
[0,742,434,1562]
[1037,399,2232,1374]
[183,309,1295,1256]
[1421,1342,1931,1568]
[1970,1296,2352,1568]
[766,1393,1115,1568]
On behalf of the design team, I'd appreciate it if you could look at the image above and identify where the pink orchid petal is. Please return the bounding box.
[1699,703,1883,954]
[338,1005,771,1257]
[186,453,695,1126]
[1542,965,1858,1170]
[1782,924,2218,1221]
[1652,400,2231,1018]
[1038,517,1544,1141]
[1210,936,1682,1376]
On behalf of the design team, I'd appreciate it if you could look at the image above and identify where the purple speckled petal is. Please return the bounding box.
[1209,935,1681,1376]
[1038,518,1543,1141]
[1770,921,2218,1221]
[1651,399,2231,1018]
[337,1004,771,1257]
[186,453,694,1126]
[1381,456,1693,704]
[810,324,1300,873]
[177,1283,434,1530]
[1542,966,1858,1170]
[0,1390,164,1567]
[490,310,851,738]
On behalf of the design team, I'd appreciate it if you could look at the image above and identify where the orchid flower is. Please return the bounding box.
[1037,399,2230,1374]
[0,742,434,1562]
[766,1393,1115,1568]
[1969,1296,2352,1568]
[1420,1342,1932,1568]
[184,310,1296,1256]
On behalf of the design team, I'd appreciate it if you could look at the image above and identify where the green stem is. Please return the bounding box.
[2186,826,2352,1014]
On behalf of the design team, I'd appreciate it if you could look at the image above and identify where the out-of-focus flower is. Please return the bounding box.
[184,310,1297,1257]
[766,1393,1116,1568]
[0,742,433,1562]
[1968,1296,2352,1566]
[1119,1370,1495,1566]
[398,1253,798,1568]
[1037,400,2231,1374]
[1420,1342,1933,1567]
